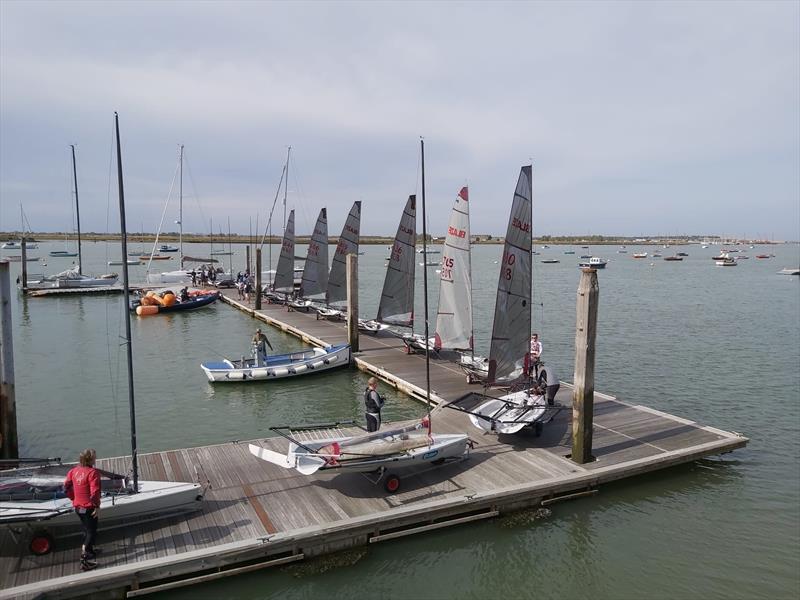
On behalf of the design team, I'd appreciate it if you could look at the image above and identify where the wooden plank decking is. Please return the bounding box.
[0,293,748,599]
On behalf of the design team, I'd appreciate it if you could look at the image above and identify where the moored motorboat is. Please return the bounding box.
[715,258,737,267]
[578,256,607,268]
[632,252,648,258]
[26,267,118,289]
[201,343,350,382]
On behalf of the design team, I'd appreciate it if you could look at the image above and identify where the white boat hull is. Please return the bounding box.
[0,480,203,528]
[468,390,547,434]
[250,432,470,476]
[201,344,350,382]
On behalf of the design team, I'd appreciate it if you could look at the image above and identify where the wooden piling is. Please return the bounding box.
[0,260,18,459]
[572,267,599,464]
[255,249,262,310]
[20,238,27,292]
[346,253,359,352]
[246,245,251,278]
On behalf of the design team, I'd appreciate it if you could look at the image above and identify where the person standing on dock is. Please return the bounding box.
[364,377,385,432]
[64,448,101,571]
[252,328,273,366]
[528,333,543,377]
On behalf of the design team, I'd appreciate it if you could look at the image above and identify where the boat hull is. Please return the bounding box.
[0,480,203,528]
[201,344,351,382]
[467,391,547,434]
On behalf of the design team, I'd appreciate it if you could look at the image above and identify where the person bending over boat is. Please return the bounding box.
[537,363,560,406]
[364,377,386,432]
[64,448,101,571]
[252,328,273,366]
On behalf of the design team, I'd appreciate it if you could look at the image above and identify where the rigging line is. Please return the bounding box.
[182,148,210,234]
[144,160,180,275]
[287,150,312,235]
[259,163,286,249]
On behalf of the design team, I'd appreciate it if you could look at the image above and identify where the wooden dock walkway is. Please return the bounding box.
[0,294,748,599]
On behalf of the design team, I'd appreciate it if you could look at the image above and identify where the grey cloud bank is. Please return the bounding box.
[1,1,798,240]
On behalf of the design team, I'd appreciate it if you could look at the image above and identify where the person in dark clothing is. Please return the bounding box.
[363,377,385,432]
[537,363,560,406]
[179,287,190,303]
[252,328,273,366]
[64,448,101,571]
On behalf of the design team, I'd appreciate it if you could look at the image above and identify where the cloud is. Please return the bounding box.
[1,1,798,239]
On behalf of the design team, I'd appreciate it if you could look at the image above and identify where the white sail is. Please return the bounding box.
[434,186,472,351]
[488,166,533,383]
[377,195,416,327]
[273,210,296,293]
[299,208,329,299]
[326,201,361,308]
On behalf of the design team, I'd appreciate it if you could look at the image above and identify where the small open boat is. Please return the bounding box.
[632,252,648,258]
[131,290,219,316]
[578,257,607,268]
[48,250,77,257]
[201,343,350,382]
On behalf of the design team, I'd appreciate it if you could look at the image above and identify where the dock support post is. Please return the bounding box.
[20,238,27,292]
[255,249,262,310]
[0,260,19,459]
[246,245,251,279]
[346,253,359,352]
[572,267,599,464]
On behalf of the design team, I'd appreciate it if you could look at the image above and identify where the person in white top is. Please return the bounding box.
[528,333,543,376]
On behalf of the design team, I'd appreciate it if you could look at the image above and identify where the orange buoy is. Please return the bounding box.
[136,305,159,316]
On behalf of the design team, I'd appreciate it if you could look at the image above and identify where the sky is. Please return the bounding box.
[1,1,798,241]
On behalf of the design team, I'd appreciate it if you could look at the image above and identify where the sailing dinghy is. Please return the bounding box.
[315,201,362,321]
[0,114,203,556]
[249,418,470,492]
[461,166,533,386]
[404,186,473,355]
[359,195,416,335]
[288,208,329,312]
[264,210,297,303]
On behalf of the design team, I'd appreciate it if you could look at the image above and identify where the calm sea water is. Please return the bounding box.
[2,240,799,600]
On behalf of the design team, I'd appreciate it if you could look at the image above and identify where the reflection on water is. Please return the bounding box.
[4,240,799,599]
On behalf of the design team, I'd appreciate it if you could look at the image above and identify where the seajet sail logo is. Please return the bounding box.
[448,226,466,238]
[512,217,529,233]
[399,224,413,236]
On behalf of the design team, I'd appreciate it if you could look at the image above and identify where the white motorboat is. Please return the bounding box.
[578,256,608,268]
[1,240,38,250]
[201,344,350,382]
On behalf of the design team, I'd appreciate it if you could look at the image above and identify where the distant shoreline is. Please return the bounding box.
[0,232,791,245]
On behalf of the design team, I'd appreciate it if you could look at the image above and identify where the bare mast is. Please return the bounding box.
[70,145,82,274]
[114,112,139,492]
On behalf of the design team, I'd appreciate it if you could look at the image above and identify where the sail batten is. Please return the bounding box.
[487,167,533,383]
[376,195,416,327]
[273,210,296,293]
[434,186,472,351]
[300,208,329,299]
[326,201,361,308]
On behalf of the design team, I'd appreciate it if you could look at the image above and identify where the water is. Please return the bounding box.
[3,240,799,599]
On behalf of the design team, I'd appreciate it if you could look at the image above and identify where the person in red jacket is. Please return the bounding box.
[64,448,101,570]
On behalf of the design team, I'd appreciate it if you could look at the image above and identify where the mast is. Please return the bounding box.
[178,144,184,262]
[283,146,291,232]
[228,216,233,275]
[420,138,431,413]
[114,112,139,492]
[70,145,82,274]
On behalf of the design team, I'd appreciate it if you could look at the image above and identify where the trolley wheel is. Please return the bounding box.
[384,474,401,493]
[29,530,54,556]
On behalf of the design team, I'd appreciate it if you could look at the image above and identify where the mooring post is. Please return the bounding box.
[0,260,19,460]
[346,253,359,353]
[572,267,599,464]
[255,248,262,310]
[246,245,251,279]
[20,237,28,292]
